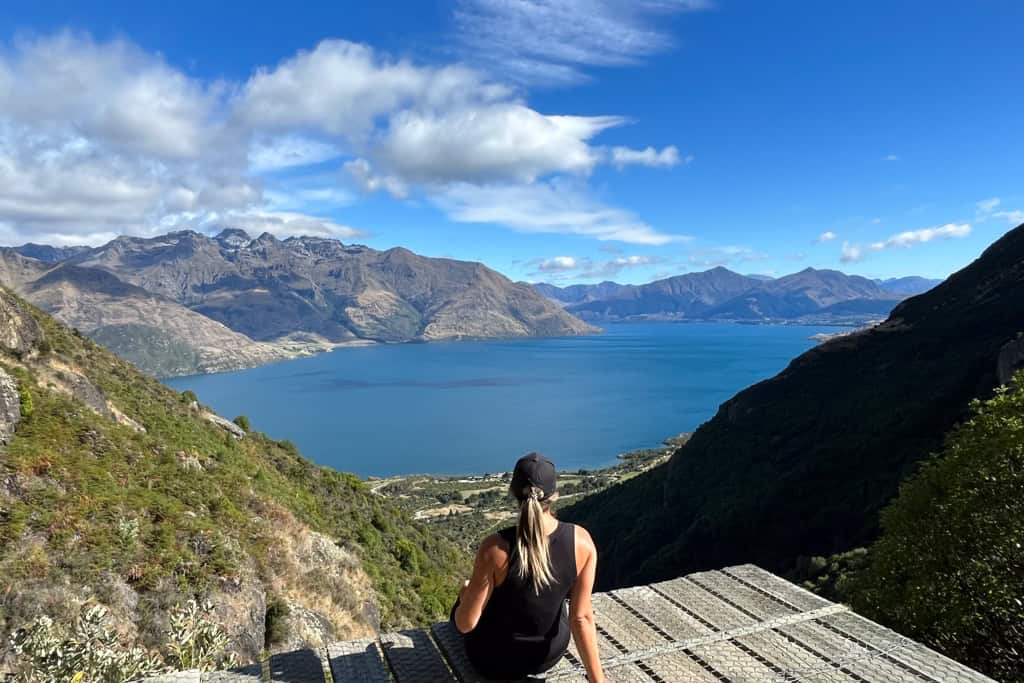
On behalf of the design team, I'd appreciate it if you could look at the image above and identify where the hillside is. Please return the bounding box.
[0,250,319,377]
[67,230,597,344]
[0,288,467,669]
[563,223,1024,590]
[536,267,937,324]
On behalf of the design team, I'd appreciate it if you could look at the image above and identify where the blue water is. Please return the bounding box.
[165,323,842,477]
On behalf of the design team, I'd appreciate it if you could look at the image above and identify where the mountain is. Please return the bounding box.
[555,267,904,323]
[875,276,943,296]
[0,250,314,377]
[563,223,1024,591]
[67,230,596,344]
[0,287,466,665]
[10,243,91,263]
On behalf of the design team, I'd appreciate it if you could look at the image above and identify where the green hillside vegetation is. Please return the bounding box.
[848,371,1024,682]
[0,289,466,671]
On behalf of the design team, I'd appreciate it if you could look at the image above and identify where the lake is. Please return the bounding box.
[165,323,844,477]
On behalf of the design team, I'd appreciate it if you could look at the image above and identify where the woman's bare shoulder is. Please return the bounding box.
[570,524,597,554]
[478,532,511,560]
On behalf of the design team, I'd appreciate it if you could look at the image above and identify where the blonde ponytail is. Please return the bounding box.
[514,485,555,593]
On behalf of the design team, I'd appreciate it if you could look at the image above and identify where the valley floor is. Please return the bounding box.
[370,433,690,550]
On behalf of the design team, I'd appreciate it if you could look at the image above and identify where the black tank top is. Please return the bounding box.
[465,521,577,676]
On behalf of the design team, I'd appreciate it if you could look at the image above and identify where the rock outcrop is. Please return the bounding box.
[0,369,21,445]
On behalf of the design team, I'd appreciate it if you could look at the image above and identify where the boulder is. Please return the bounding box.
[203,412,246,439]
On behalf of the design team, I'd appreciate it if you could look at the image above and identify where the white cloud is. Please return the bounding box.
[240,39,509,138]
[839,241,864,264]
[815,231,837,243]
[977,197,1000,213]
[343,158,409,198]
[0,32,227,160]
[375,106,626,183]
[872,223,971,249]
[453,0,712,85]
[883,154,899,161]
[610,145,683,168]
[437,180,684,245]
[534,256,579,272]
[841,223,972,263]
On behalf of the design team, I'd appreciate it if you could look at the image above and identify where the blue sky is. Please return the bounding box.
[0,1,1021,284]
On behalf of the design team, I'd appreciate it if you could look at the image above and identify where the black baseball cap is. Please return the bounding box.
[511,452,557,500]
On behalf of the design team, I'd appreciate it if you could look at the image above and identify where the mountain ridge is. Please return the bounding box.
[534,266,940,323]
[1,230,596,376]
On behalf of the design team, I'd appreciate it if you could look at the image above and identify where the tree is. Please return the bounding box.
[849,370,1024,681]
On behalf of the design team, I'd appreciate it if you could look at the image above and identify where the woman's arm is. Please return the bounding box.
[569,527,605,683]
[453,533,503,634]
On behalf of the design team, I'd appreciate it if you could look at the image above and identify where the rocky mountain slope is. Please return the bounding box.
[0,289,466,668]
[563,222,1024,590]
[536,267,938,323]
[66,230,597,344]
[0,250,314,377]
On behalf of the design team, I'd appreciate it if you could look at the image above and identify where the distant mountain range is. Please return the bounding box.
[563,221,1024,589]
[533,268,942,324]
[0,230,595,376]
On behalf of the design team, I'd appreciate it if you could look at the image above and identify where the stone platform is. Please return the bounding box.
[143,564,994,682]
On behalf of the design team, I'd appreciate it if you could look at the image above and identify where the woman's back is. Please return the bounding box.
[473,521,577,641]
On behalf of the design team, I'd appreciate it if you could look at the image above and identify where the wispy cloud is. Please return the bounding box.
[815,231,837,243]
[687,245,767,267]
[977,197,1000,213]
[609,145,687,169]
[528,253,665,279]
[452,0,712,86]
[883,154,900,161]
[976,196,1023,225]
[840,223,972,263]
[437,180,686,245]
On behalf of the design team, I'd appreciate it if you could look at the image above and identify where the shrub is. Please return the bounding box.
[180,390,198,405]
[232,415,251,432]
[17,382,33,418]
[165,600,236,671]
[848,371,1024,681]
[11,605,164,683]
[10,601,236,682]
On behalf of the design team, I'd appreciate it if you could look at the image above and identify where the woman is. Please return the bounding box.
[453,453,606,682]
